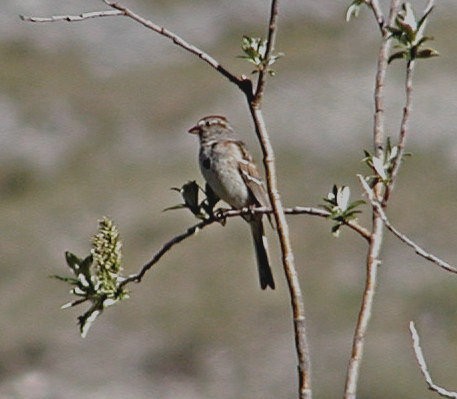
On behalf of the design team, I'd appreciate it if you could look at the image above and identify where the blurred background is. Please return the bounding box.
[2,1,457,398]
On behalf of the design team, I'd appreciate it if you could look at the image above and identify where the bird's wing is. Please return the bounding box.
[235,141,270,209]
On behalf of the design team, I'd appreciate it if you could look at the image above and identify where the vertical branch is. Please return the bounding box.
[249,2,312,398]
[382,59,415,205]
[371,0,401,197]
[383,0,433,205]
[249,106,312,399]
[254,0,279,104]
[343,217,384,399]
[343,2,400,398]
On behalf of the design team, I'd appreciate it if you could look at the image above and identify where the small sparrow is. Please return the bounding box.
[188,115,275,290]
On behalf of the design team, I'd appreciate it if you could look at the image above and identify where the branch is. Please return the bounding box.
[120,204,370,289]
[247,2,312,398]
[285,207,371,240]
[365,0,385,34]
[249,105,312,399]
[253,0,279,104]
[20,10,123,22]
[358,175,457,274]
[343,3,401,398]
[409,321,457,399]
[104,1,254,96]
[372,0,401,200]
[119,218,212,287]
[383,0,435,205]
[382,58,415,205]
[21,1,253,97]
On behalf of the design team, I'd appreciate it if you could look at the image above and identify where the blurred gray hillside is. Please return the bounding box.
[1,1,457,398]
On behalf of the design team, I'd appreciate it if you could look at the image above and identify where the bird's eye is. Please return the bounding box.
[205,120,211,126]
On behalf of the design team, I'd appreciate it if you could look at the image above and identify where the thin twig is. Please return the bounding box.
[253,0,279,104]
[365,0,385,33]
[21,2,253,97]
[20,10,123,22]
[343,216,383,399]
[358,175,457,274]
[343,2,400,399]
[103,1,253,96]
[119,205,369,289]
[120,218,212,287]
[409,321,457,399]
[372,0,401,198]
[226,207,370,240]
[382,59,415,205]
[383,0,435,205]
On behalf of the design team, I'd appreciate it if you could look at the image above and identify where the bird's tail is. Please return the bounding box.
[250,218,275,290]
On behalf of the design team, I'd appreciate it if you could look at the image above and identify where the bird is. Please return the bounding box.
[188,115,275,289]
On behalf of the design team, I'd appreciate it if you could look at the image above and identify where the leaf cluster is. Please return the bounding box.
[54,217,129,337]
[165,180,220,220]
[362,138,409,186]
[388,2,439,64]
[321,185,365,237]
[238,35,283,76]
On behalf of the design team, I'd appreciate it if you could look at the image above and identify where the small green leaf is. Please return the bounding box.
[79,254,94,276]
[388,50,407,64]
[181,181,201,214]
[65,251,83,272]
[52,275,78,285]
[416,48,439,59]
[238,35,282,75]
[320,184,364,236]
[371,156,387,180]
[346,0,365,22]
[331,224,341,238]
[398,2,417,35]
[336,186,351,211]
[417,5,434,32]
[163,204,186,212]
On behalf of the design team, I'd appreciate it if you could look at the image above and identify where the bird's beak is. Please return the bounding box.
[188,125,200,134]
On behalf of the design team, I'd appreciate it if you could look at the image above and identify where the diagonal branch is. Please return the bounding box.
[119,217,213,287]
[409,321,457,399]
[21,2,253,97]
[365,0,386,34]
[103,1,253,96]
[358,175,457,274]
